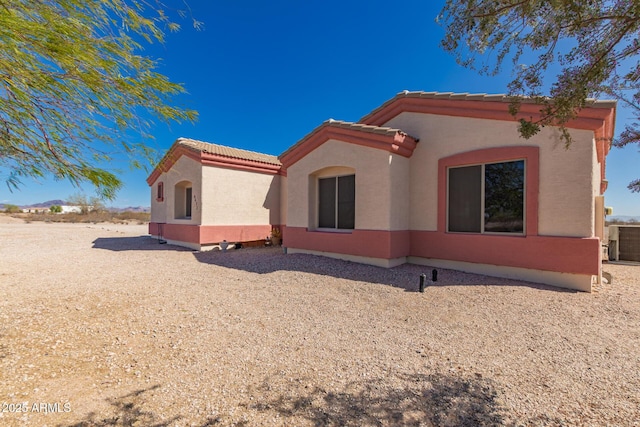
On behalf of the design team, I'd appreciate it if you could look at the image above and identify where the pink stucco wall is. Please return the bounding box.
[149,223,275,245]
[284,226,599,276]
[284,227,410,260]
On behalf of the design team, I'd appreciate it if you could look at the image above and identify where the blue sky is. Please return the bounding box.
[3,0,640,215]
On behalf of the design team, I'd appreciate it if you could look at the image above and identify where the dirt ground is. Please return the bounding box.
[0,218,639,426]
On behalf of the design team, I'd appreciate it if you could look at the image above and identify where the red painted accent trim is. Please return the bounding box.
[410,231,600,275]
[438,146,539,236]
[149,222,274,245]
[199,224,273,244]
[283,227,411,260]
[147,145,199,186]
[280,123,418,168]
[283,225,599,275]
[147,144,282,186]
[149,222,200,244]
[149,222,159,236]
[200,153,282,175]
[360,95,615,196]
[362,97,615,136]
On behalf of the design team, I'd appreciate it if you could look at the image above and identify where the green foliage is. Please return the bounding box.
[49,204,62,213]
[3,203,21,213]
[438,0,640,192]
[0,0,200,199]
[67,192,105,214]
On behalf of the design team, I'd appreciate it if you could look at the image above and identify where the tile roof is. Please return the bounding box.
[397,91,616,107]
[322,119,418,138]
[279,119,418,160]
[279,119,419,166]
[361,90,617,122]
[176,137,281,166]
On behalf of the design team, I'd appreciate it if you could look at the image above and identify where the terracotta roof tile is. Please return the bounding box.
[360,90,616,125]
[324,119,416,137]
[279,119,418,160]
[391,90,616,107]
[176,138,281,166]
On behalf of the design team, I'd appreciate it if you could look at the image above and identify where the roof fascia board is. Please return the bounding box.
[200,152,282,175]
[361,95,616,140]
[147,143,282,186]
[279,123,418,168]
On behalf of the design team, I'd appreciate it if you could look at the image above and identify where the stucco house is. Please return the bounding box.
[147,138,282,248]
[147,91,616,292]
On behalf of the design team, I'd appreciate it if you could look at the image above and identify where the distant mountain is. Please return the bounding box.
[108,206,150,213]
[23,199,67,208]
[608,215,640,223]
[1,200,149,212]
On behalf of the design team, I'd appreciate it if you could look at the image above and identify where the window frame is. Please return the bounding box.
[185,187,192,219]
[316,173,355,231]
[156,182,164,202]
[446,159,526,235]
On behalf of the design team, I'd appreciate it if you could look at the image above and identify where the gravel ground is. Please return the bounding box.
[0,218,639,426]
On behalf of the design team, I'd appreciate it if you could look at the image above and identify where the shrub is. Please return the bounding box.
[4,204,21,213]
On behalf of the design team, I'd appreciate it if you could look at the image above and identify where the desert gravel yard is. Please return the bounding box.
[0,218,639,426]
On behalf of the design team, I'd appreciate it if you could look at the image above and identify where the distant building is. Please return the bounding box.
[22,208,47,214]
[60,205,83,214]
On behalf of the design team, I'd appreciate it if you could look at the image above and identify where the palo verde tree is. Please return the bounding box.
[438,0,640,191]
[0,0,200,199]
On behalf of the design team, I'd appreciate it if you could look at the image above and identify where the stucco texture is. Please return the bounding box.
[286,139,410,231]
[384,113,598,238]
[149,155,202,226]
[200,166,280,227]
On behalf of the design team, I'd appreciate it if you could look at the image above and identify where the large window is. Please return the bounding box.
[318,174,355,229]
[448,160,524,233]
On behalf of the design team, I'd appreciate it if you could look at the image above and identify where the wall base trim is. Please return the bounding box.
[286,248,407,268]
[407,256,594,292]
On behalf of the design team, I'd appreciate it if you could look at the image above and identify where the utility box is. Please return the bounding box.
[609,225,640,262]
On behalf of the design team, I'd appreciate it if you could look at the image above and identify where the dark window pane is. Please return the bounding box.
[484,161,524,232]
[318,177,336,228]
[337,175,355,229]
[448,166,481,232]
[185,187,192,218]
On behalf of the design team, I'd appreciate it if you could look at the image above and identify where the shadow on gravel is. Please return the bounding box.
[62,385,183,427]
[92,236,193,252]
[59,384,232,427]
[245,372,505,426]
[193,247,575,293]
[0,342,8,359]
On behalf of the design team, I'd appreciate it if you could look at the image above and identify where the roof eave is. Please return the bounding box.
[279,120,418,168]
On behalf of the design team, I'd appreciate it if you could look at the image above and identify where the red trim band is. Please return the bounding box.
[284,226,599,275]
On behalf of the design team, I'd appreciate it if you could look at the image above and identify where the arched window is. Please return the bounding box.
[310,166,356,230]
